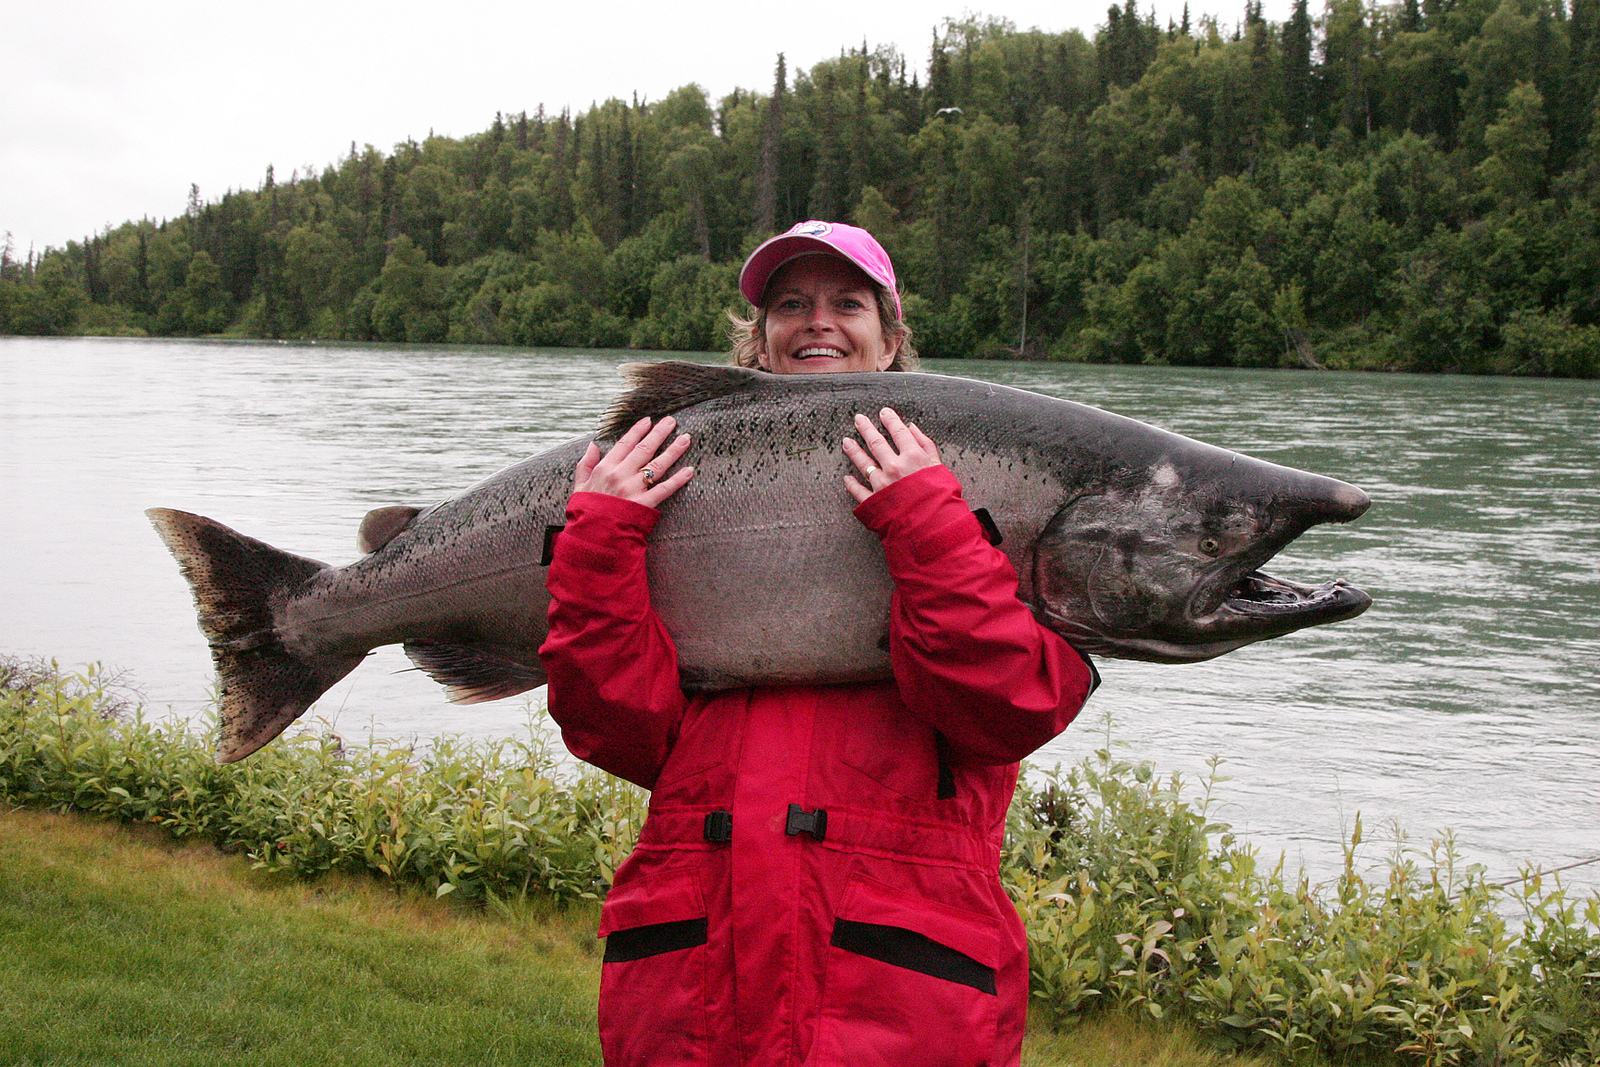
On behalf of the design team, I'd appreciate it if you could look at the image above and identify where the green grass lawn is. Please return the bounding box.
[0,809,604,1066]
[0,808,1272,1067]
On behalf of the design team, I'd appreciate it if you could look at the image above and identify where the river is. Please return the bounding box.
[2,336,1596,894]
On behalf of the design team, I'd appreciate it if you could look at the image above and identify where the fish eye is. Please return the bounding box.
[1198,536,1222,557]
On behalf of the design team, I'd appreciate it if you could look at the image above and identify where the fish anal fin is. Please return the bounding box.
[358,505,422,553]
[403,639,547,704]
[600,361,763,438]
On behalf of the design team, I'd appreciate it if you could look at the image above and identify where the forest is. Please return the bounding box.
[3,0,1598,375]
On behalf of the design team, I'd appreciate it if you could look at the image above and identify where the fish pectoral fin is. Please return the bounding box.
[358,506,423,553]
[403,639,547,704]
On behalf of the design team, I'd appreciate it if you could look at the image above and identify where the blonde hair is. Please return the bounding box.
[728,278,918,371]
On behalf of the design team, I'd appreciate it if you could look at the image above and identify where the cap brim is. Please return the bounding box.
[739,234,901,320]
[739,236,847,306]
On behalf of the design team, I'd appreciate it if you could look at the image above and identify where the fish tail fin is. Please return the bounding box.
[146,508,364,763]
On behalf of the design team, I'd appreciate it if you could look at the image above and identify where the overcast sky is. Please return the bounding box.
[2,0,1286,256]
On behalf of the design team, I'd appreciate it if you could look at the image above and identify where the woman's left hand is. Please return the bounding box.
[843,407,943,504]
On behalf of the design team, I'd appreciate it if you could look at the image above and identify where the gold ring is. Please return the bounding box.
[641,467,656,488]
[862,465,880,478]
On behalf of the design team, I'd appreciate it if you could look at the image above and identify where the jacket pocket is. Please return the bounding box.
[834,693,940,801]
[808,877,1000,1066]
[598,866,710,1066]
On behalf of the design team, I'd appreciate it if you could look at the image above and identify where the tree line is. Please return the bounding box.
[4,0,1599,376]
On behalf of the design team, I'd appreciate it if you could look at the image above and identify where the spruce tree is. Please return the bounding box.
[1283,0,1313,142]
[756,54,786,234]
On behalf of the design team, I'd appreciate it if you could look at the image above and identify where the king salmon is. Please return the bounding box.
[148,361,1372,762]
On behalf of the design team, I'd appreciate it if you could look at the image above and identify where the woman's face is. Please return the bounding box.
[757,256,900,375]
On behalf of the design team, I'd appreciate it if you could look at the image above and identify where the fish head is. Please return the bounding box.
[1030,455,1372,662]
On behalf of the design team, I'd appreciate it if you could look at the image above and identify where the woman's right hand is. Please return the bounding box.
[572,415,694,507]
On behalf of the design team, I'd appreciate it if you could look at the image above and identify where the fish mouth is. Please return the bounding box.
[1149,565,1371,663]
[1216,571,1372,627]
[1056,569,1373,664]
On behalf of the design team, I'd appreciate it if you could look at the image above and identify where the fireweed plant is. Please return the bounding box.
[4,657,1597,1065]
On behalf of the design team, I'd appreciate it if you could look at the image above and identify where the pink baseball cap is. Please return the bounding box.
[739,220,902,319]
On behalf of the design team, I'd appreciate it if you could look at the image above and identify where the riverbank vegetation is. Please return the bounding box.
[4,2,1600,375]
[0,811,1264,1067]
[3,656,1597,1064]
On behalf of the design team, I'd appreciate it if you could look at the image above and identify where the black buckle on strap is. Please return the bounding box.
[703,810,733,844]
[785,803,828,841]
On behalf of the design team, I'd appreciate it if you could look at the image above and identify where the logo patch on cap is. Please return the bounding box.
[792,221,833,237]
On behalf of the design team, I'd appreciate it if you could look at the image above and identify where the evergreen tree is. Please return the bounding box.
[1320,0,1375,137]
[1559,0,1600,164]
[928,29,955,112]
[756,54,787,234]
[808,66,844,220]
[1282,0,1314,141]
[1098,2,1160,89]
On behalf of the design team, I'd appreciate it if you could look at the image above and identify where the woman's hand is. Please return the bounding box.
[573,416,694,507]
[843,407,943,504]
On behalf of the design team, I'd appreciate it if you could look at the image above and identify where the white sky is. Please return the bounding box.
[2,0,1286,256]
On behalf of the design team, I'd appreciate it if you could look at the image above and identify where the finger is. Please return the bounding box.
[655,432,692,467]
[609,416,656,456]
[627,416,678,463]
[842,438,889,495]
[597,418,681,488]
[641,465,694,507]
[841,435,874,471]
[906,421,942,464]
[879,407,916,449]
[844,438,883,489]
[635,433,691,494]
[852,411,887,447]
[573,441,602,491]
[593,417,655,478]
[853,412,899,465]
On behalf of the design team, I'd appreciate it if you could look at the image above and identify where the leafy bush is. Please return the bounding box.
[0,657,643,903]
[1007,749,1600,1065]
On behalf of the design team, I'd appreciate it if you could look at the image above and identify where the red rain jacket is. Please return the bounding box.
[540,466,1096,1067]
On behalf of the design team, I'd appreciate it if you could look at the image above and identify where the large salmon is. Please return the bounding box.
[149,362,1372,762]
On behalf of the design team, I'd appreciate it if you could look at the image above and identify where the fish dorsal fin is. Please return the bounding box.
[357,505,422,553]
[600,361,764,438]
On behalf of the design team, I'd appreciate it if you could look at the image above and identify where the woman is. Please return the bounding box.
[539,221,1097,1067]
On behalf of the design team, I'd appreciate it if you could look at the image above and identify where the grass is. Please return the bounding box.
[0,808,1271,1067]
[0,808,603,1067]
[1025,1017,1277,1067]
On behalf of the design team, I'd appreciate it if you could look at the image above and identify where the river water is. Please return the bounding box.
[2,337,1596,894]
